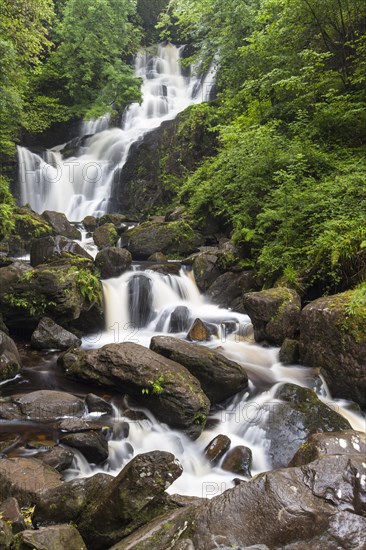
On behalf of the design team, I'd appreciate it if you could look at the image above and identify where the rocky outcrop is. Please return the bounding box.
[299,291,366,406]
[124,221,203,260]
[93,223,119,249]
[41,210,81,240]
[243,287,301,345]
[207,270,256,310]
[31,317,81,350]
[0,206,53,256]
[30,235,92,267]
[110,105,218,216]
[0,330,22,381]
[150,336,248,404]
[95,247,132,278]
[61,343,210,438]
[262,383,352,467]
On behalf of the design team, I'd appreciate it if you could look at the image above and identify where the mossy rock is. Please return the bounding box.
[126,221,203,260]
[93,223,119,249]
[299,288,366,406]
[1,206,54,256]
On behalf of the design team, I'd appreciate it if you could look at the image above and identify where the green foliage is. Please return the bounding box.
[4,292,52,317]
[0,176,15,240]
[74,268,102,304]
[142,375,165,396]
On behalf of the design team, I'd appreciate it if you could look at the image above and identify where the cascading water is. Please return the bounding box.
[65,266,366,497]
[17,44,214,220]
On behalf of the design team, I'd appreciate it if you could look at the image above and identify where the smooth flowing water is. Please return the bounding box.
[17,44,213,220]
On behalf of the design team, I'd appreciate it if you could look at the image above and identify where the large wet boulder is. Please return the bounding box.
[0,259,102,331]
[150,336,248,404]
[290,430,366,466]
[243,287,301,345]
[192,251,222,291]
[76,451,183,549]
[299,291,366,406]
[83,215,97,232]
[0,206,53,256]
[169,305,191,333]
[127,274,153,328]
[12,524,87,550]
[207,271,256,310]
[95,247,132,278]
[0,260,32,295]
[0,330,21,381]
[261,383,352,468]
[42,210,81,240]
[30,235,93,267]
[221,445,252,478]
[108,454,366,549]
[125,221,203,260]
[60,431,108,464]
[0,457,63,506]
[93,223,119,249]
[31,317,81,350]
[61,343,210,438]
[204,434,231,464]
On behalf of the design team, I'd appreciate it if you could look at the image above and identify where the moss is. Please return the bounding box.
[3,291,53,317]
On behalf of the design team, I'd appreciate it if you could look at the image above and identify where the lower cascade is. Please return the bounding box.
[16,43,214,220]
[58,266,364,497]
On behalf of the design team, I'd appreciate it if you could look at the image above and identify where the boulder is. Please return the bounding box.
[221,445,252,478]
[150,336,248,404]
[12,524,87,550]
[83,215,97,232]
[125,221,203,260]
[289,430,366,466]
[192,251,222,292]
[0,457,63,506]
[207,271,256,309]
[61,343,210,439]
[243,287,301,345]
[0,518,12,549]
[42,210,81,239]
[30,235,93,267]
[93,223,119,249]
[128,274,153,328]
[99,213,129,229]
[59,431,108,464]
[1,260,102,331]
[95,247,132,278]
[77,451,183,549]
[279,338,299,365]
[0,331,21,381]
[33,446,74,472]
[299,292,366,406]
[204,434,231,464]
[1,206,53,256]
[147,263,181,275]
[147,252,167,262]
[31,317,81,350]
[186,318,210,341]
[169,305,191,333]
[34,473,112,525]
[11,390,85,421]
[0,260,32,296]
[262,383,352,468]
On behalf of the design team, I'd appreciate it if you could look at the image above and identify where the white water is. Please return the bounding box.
[68,267,366,497]
[17,44,214,221]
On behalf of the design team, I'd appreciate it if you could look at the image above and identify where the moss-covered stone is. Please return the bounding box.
[0,206,53,256]
[299,288,366,406]
[125,221,203,260]
[93,223,119,249]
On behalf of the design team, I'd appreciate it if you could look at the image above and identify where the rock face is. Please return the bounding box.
[93,223,119,249]
[110,106,217,216]
[60,431,108,464]
[10,390,85,421]
[42,210,81,240]
[262,383,352,468]
[243,287,301,345]
[299,292,366,406]
[150,336,248,404]
[95,247,132,279]
[77,451,183,548]
[125,221,203,260]
[30,235,92,267]
[0,457,63,506]
[61,343,210,438]
[0,330,21,381]
[12,524,87,550]
[31,317,81,350]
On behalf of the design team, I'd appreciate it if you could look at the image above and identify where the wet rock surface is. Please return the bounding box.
[31,317,81,350]
[95,247,132,278]
[150,336,248,404]
[0,330,22,381]
[12,524,87,550]
[204,434,231,464]
[30,235,92,267]
[41,210,81,240]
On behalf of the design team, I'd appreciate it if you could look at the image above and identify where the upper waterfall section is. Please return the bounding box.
[17,44,216,221]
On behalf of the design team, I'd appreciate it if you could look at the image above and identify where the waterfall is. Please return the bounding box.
[17,43,214,221]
